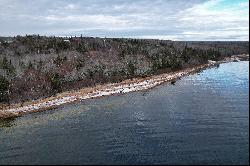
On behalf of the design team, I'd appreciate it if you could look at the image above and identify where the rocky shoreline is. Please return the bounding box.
[0,54,248,119]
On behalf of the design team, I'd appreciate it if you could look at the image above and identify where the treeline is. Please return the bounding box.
[0,35,248,104]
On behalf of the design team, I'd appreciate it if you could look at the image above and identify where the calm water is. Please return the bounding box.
[0,61,249,165]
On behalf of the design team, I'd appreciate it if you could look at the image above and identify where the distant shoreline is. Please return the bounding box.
[0,54,248,119]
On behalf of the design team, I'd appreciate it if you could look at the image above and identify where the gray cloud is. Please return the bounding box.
[0,0,248,40]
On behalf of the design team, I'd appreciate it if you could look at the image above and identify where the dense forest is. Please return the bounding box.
[0,35,249,104]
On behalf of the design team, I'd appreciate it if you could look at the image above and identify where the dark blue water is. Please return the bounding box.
[0,61,249,165]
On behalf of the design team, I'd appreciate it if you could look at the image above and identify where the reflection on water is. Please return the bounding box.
[0,118,16,128]
[0,61,249,165]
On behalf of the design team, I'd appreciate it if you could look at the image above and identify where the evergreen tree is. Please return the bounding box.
[0,75,9,102]
[50,73,62,92]
[127,61,136,78]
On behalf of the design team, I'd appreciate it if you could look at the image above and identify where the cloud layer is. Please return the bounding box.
[0,0,249,40]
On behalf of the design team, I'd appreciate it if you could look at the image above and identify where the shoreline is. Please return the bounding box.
[0,55,248,119]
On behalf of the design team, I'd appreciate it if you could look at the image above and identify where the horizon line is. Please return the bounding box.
[0,34,249,42]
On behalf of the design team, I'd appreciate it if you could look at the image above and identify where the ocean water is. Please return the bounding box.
[0,61,249,165]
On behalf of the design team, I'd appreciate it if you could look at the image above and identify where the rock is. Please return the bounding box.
[171,80,176,85]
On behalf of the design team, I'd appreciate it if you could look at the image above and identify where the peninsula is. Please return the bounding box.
[0,36,249,119]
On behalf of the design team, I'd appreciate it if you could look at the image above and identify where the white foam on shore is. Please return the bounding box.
[1,64,211,115]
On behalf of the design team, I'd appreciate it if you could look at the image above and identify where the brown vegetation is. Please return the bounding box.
[0,35,249,104]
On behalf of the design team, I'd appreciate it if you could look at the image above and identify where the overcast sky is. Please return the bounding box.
[0,0,249,40]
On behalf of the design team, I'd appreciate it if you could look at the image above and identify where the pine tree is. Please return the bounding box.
[0,75,9,102]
